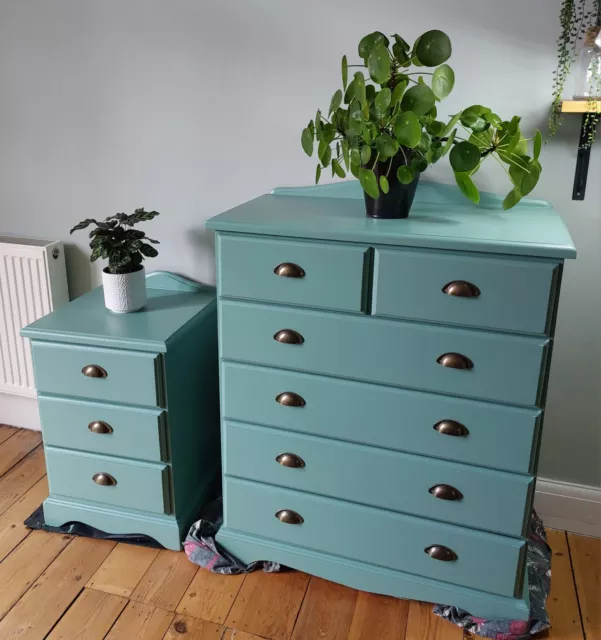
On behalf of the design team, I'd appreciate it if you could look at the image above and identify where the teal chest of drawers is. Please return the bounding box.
[207,180,576,620]
[21,271,219,550]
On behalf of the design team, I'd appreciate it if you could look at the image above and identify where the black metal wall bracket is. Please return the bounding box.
[573,112,601,200]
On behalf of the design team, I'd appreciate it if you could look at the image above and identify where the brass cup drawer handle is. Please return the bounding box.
[433,420,469,437]
[429,484,464,501]
[276,392,306,407]
[275,509,304,524]
[81,364,108,378]
[274,329,304,345]
[92,472,117,486]
[276,453,306,468]
[437,353,473,370]
[425,545,458,562]
[442,280,481,298]
[274,263,305,278]
[88,421,113,435]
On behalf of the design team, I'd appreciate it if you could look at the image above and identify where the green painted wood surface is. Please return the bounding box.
[21,271,216,352]
[208,181,575,617]
[221,362,540,474]
[163,297,220,518]
[38,394,166,462]
[24,271,220,550]
[206,181,576,259]
[224,421,533,537]
[216,528,530,621]
[44,496,183,550]
[45,446,170,514]
[218,234,368,312]
[373,248,559,334]
[220,300,548,406]
[31,341,163,408]
[223,478,524,597]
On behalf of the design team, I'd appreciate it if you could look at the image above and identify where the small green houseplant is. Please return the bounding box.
[70,208,160,313]
[302,30,542,218]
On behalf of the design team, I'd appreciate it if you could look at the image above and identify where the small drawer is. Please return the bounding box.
[38,396,167,462]
[220,301,548,406]
[217,234,368,313]
[31,342,164,407]
[373,248,559,334]
[224,478,525,597]
[222,363,540,474]
[224,422,533,537]
[45,447,171,514]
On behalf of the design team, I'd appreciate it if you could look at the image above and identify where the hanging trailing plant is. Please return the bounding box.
[550,0,601,147]
[302,29,542,216]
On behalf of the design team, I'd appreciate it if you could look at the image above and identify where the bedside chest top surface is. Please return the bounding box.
[206,180,576,259]
[22,271,216,352]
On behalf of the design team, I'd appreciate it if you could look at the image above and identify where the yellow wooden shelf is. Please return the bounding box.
[562,99,601,113]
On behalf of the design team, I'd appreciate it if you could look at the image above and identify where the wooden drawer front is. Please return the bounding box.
[217,234,367,313]
[220,301,548,406]
[224,478,524,597]
[31,342,163,407]
[222,363,539,474]
[38,396,166,462]
[373,249,558,334]
[45,447,171,514]
[224,422,533,537]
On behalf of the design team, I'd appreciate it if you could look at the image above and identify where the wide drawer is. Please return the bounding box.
[45,447,171,515]
[220,301,548,406]
[224,478,525,597]
[373,248,559,334]
[38,395,167,462]
[217,234,368,313]
[31,342,164,407]
[224,422,533,536]
[221,363,540,474]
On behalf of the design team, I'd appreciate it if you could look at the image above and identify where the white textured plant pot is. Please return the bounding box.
[102,266,147,313]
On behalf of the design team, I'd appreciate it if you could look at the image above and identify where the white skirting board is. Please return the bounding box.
[0,394,41,431]
[534,477,601,538]
[1,399,599,538]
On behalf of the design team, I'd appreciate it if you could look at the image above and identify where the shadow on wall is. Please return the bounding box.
[63,243,93,300]
[187,227,216,285]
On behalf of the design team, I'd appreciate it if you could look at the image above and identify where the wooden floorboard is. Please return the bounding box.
[568,532,600,640]
[46,588,128,640]
[0,429,41,477]
[544,529,585,639]
[0,476,48,562]
[86,542,161,598]
[0,427,593,640]
[0,445,45,515]
[105,601,175,639]
[0,424,19,446]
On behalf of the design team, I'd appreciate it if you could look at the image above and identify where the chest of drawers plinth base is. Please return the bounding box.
[216,527,530,621]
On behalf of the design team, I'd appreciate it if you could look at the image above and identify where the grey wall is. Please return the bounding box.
[1,0,599,487]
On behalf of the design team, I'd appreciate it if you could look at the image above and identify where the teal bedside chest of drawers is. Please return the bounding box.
[206,180,576,620]
[21,271,219,550]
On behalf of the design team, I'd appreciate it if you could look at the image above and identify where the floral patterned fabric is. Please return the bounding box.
[433,512,551,639]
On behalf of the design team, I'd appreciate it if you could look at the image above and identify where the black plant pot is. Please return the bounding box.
[363,151,421,219]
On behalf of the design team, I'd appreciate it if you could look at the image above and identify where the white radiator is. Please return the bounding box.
[0,236,69,397]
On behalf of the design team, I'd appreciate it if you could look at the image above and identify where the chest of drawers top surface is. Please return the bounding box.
[207,180,576,260]
[21,271,216,352]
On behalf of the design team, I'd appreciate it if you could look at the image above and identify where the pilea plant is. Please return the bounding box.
[550,0,601,148]
[70,208,160,274]
[302,30,542,215]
